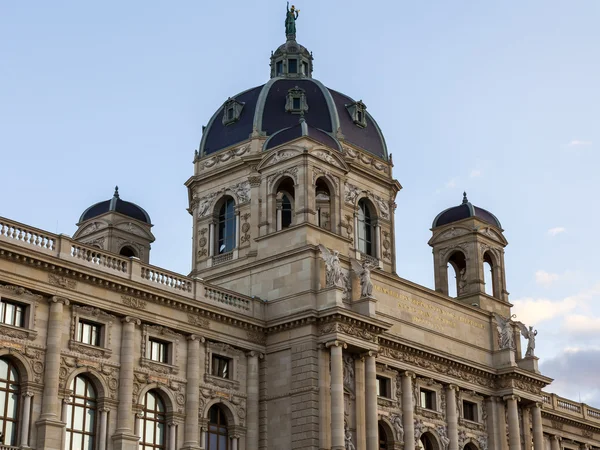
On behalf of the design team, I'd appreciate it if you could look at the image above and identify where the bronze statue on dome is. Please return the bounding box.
[285,2,300,37]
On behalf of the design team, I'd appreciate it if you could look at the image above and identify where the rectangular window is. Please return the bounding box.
[302,62,308,75]
[376,376,390,398]
[77,320,100,346]
[212,355,231,379]
[292,97,301,110]
[288,59,297,73]
[0,299,25,327]
[149,338,169,363]
[420,388,436,410]
[276,61,283,76]
[227,107,234,120]
[463,400,477,422]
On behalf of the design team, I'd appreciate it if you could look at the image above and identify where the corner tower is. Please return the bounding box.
[428,192,509,314]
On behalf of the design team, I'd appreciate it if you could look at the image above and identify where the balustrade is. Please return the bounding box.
[71,244,128,272]
[204,286,250,310]
[0,219,56,251]
[140,265,192,292]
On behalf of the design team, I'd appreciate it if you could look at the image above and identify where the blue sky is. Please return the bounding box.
[1,2,599,405]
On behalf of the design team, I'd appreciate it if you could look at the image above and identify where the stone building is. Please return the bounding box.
[0,12,599,450]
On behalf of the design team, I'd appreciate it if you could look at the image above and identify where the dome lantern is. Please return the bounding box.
[270,3,313,79]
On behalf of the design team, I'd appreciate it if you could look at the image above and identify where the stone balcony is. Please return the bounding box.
[541,391,600,424]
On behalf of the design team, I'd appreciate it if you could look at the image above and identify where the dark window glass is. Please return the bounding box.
[421,434,435,450]
[357,199,373,255]
[78,320,100,346]
[0,358,19,446]
[463,400,477,421]
[302,62,308,75]
[206,405,228,450]
[140,391,166,450]
[148,339,169,364]
[288,59,297,73]
[281,195,293,229]
[378,423,387,450]
[211,355,231,379]
[0,300,25,328]
[292,97,301,110]
[65,376,96,450]
[218,198,236,254]
[357,110,363,123]
[276,61,283,76]
[227,107,234,120]
[119,246,136,258]
[376,376,390,398]
[420,389,436,410]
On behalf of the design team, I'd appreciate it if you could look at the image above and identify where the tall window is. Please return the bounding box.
[0,300,25,327]
[65,375,97,450]
[207,405,228,450]
[0,358,19,446]
[77,321,100,346]
[378,423,388,450]
[211,355,231,379]
[140,391,166,450]
[281,195,293,229]
[357,199,374,255]
[148,339,169,364]
[218,198,236,254]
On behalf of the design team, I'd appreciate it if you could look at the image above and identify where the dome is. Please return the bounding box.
[79,187,151,224]
[432,193,502,229]
[198,37,388,160]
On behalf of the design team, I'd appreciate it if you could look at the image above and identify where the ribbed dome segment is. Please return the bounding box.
[79,187,151,224]
[432,193,502,229]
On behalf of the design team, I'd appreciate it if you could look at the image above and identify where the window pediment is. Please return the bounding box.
[285,86,309,114]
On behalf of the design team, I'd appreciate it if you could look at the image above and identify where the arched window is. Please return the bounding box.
[483,252,494,296]
[378,423,388,450]
[275,177,295,232]
[281,195,293,229]
[65,375,97,450]
[140,390,166,450]
[464,443,478,450]
[119,246,136,258]
[315,178,331,231]
[447,251,467,297]
[206,405,228,450]
[420,433,437,450]
[358,199,375,256]
[0,358,19,446]
[218,197,236,254]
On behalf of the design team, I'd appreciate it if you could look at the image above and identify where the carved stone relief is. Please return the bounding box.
[267,166,299,190]
[48,274,77,289]
[197,144,249,171]
[240,213,251,246]
[197,227,208,259]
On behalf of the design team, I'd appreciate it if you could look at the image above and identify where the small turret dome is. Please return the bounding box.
[79,187,151,224]
[432,192,502,229]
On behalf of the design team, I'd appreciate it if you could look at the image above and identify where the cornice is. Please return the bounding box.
[541,410,600,434]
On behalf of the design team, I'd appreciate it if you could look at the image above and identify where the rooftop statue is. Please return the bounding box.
[285,2,300,37]
[515,321,538,357]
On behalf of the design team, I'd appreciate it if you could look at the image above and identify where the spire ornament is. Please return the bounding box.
[462,191,468,204]
[285,2,300,39]
[114,186,120,199]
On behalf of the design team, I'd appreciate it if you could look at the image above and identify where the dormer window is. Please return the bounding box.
[288,59,298,74]
[276,61,283,76]
[301,62,309,76]
[285,86,308,114]
[346,100,367,128]
[222,97,244,126]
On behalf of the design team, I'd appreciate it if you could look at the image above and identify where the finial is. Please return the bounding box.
[114,186,120,199]
[299,109,306,123]
[462,191,468,204]
[285,2,300,39]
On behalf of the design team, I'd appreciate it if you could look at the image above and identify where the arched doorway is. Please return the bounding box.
[206,404,229,450]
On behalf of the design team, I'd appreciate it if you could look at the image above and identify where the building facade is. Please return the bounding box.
[0,13,599,450]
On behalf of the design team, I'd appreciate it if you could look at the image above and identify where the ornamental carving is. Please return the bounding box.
[122,295,147,310]
[240,213,251,246]
[343,355,354,389]
[58,355,118,399]
[48,274,77,289]
[197,144,249,171]
[437,227,469,241]
[188,314,210,328]
[344,183,360,205]
[313,150,342,168]
[267,149,300,166]
[313,167,340,190]
[382,230,391,260]
[342,146,388,174]
[341,215,354,241]
[248,176,261,187]
[198,228,208,258]
[83,237,105,249]
[319,322,376,342]
[267,166,299,190]
[439,244,469,262]
[371,194,390,220]
[246,330,266,345]
[231,181,251,204]
[193,192,219,217]
[436,425,450,450]
[0,326,30,340]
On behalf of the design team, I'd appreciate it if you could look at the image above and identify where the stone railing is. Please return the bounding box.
[0,445,20,450]
[212,251,233,266]
[0,216,263,321]
[0,218,56,253]
[541,391,600,423]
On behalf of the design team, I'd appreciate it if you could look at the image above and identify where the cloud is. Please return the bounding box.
[547,227,566,237]
[469,169,482,178]
[567,140,592,147]
[511,296,579,324]
[540,348,600,408]
[535,270,560,286]
[445,178,457,189]
[563,315,600,335]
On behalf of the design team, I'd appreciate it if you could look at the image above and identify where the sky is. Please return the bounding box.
[1,1,599,406]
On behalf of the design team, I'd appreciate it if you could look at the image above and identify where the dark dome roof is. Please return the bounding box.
[79,187,151,224]
[199,78,388,159]
[433,193,502,229]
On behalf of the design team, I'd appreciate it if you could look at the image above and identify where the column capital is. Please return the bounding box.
[99,407,110,413]
[187,334,206,343]
[446,384,460,392]
[229,434,241,440]
[246,350,264,359]
[361,350,378,358]
[22,391,34,398]
[49,295,70,305]
[532,401,544,409]
[401,370,416,379]
[503,394,521,402]
[122,316,141,325]
[325,340,347,349]
[551,435,562,442]
[168,421,177,427]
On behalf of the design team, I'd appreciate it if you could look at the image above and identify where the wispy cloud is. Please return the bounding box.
[568,139,592,147]
[470,169,482,178]
[547,227,566,237]
[511,296,579,324]
[563,315,600,335]
[445,178,457,189]
[535,270,560,286]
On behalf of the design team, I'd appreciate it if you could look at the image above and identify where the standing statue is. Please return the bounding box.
[344,428,356,450]
[457,267,467,295]
[515,321,538,357]
[351,259,374,298]
[436,425,450,450]
[492,313,516,350]
[319,244,346,288]
[285,2,300,37]
[390,414,404,441]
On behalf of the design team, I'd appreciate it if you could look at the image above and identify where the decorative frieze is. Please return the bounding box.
[188,313,210,328]
[319,321,377,342]
[48,273,77,289]
[267,166,299,190]
[240,213,251,246]
[196,144,249,170]
[121,295,147,310]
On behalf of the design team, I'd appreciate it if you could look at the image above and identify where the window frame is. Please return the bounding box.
[139,390,167,450]
[148,338,170,364]
[357,198,375,256]
[462,400,478,422]
[0,357,20,446]
[217,197,236,255]
[140,325,181,375]
[69,305,114,359]
[0,286,39,341]
[420,388,436,411]
[458,391,484,426]
[376,375,391,398]
[206,404,229,450]
[205,342,241,390]
[221,98,244,126]
[65,375,97,450]
[211,355,232,379]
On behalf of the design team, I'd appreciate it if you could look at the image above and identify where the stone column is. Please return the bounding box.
[531,403,544,450]
[36,296,69,450]
[318,345,331,450]
[354,357,366,450]
[496,397,509,450]
[20,392,33,447]
[183,335,204,450]
[550,436,561,450]
[113,316,141,450]
[365,351,378,450]
[374,224,381,260]
[98,408,109,450]
[208,223,215,257]
[235,211,241,247]
[246,351,261,450]
[401,372,415,450]
[445,385,459,450]
[505,395,521,450]
[522,407,532,450]
[327,340,347,450]
[230,436,239,450]
[169,423,177,450]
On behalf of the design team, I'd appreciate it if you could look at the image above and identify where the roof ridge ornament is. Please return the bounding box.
[114,186,120,199]
[462,191,468,204]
